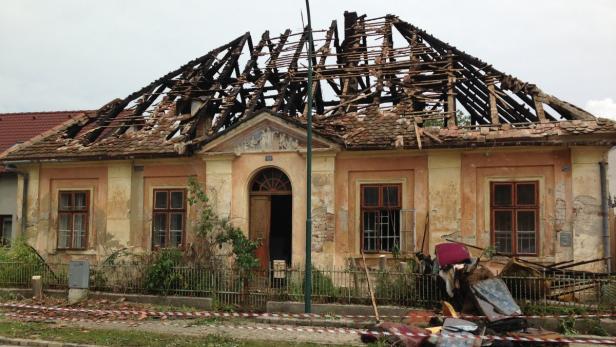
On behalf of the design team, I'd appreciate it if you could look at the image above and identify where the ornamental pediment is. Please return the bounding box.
[200,112,336,154]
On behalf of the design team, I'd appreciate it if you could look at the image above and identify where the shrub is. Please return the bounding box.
[0,237,45,287]
[144,249,183,295]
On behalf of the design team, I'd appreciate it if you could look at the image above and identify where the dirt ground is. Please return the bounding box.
[59,319,361,346]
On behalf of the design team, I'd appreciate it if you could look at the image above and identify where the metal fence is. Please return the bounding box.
[1,261,615,311]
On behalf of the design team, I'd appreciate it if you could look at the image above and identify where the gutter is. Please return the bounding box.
[599,161,611,273]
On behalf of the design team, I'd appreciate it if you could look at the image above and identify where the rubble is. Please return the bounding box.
[360,241,613,346]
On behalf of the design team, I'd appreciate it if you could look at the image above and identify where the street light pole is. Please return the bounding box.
[304,0,315,314]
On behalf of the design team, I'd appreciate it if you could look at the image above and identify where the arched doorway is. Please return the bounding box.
[249,167,292,269]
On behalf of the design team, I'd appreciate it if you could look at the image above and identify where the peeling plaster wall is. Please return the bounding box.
[21,163,108,262]
[139,160,204,250]
[15,158,204,263]
[311,153,336,266]
[204,156,233,218]
[428,152,461,250]
[461,148,571,263]
[571,147,606,272]
[11,143,613,272]
[104,163,132,254]
[334,152,428,267]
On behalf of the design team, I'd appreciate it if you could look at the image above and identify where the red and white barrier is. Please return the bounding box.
[4,311,616,345]
[2,302,616,321]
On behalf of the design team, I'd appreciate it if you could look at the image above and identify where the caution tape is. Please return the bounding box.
[2,302,616,321]
[3,311,616,345]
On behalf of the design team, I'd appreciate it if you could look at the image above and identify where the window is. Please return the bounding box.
[361,184,401,253]
[0,215,12,246]
[152,189,186,248]
[57,191,89,250]
[491,182,538,255]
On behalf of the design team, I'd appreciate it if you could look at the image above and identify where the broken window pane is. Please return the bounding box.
[60,193,72,210]
[493,184,512,206]
[170,191,184,209]
[58,214,71,249]
[382,186,399,207]
[362,186,379,207]
[74,192,87,210]
[153,213,167,247]
[516,183,536,205]
[155,191,168,209]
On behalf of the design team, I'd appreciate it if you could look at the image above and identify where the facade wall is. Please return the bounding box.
[17,158,204,263]
[228,151,309,266]
[460,148,570,263]
[11,144,614,271]
[333,152,428,267]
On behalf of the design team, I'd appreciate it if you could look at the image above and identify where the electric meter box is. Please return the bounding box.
[68,260,90,289]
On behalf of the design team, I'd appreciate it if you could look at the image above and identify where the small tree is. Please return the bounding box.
[187,177,260,273]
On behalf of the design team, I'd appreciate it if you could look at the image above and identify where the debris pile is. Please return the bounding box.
[360,241,610,346]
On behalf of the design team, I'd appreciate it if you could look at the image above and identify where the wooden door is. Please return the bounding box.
[249,195,271,269]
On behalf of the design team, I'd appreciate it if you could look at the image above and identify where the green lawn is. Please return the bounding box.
[0,320,347,347]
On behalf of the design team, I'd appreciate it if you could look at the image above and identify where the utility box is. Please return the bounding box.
[68,260,90,289]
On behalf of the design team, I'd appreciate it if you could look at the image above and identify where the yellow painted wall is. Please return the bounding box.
[11,143,613,271]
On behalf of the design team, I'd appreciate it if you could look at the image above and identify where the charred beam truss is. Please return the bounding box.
[46,11,598,153]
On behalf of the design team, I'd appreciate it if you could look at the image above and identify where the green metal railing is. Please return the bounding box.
[1,261,615,311]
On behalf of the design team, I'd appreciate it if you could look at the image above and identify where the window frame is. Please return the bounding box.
[56,190,90,250]
[490,181,539,256]
[360,184,402,253]
[152,188,187,249]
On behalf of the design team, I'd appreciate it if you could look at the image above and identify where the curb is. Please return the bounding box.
[0,336,102,347]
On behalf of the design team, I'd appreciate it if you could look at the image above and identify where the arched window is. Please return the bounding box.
[250,168,291,194]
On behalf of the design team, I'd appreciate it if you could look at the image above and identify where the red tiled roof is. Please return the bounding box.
[0,111,87,154]
[0,111,89,166]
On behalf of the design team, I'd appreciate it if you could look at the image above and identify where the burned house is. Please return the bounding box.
[1,12,615,271]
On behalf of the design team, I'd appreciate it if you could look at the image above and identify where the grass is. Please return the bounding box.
[0,320,344,347]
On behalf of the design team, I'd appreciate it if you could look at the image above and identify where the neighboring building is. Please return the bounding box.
[1,12,615,271]
[0,111,86,244]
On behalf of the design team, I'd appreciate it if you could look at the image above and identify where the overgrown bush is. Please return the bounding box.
[287,266,344,302]
[144,249,183,295]
[0,237,41,263]
[0,237,45,287]
[375,266,418,306]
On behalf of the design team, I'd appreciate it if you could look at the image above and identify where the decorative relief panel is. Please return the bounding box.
[234,127,300,153]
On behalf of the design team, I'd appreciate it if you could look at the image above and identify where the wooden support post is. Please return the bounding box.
[446,50,457,128]
[486,76,500,124]
[533,93,548,123]
[361,251,380,323]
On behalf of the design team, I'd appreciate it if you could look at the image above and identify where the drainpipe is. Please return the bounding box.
[599,161,611,273]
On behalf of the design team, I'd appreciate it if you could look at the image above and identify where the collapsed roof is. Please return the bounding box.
[3,12,615,161]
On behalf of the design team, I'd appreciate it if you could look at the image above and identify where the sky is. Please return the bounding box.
[0,0,615,119]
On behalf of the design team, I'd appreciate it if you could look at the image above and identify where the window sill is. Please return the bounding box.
[352,253,407,260]
[52,249,96,255]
